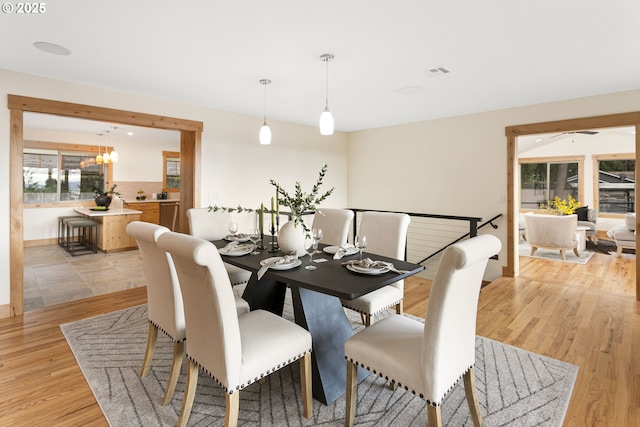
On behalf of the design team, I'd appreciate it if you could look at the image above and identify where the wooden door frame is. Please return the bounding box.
[8,95,203,316]
[505,111,640,300]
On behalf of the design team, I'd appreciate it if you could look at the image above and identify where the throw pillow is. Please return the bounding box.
[575,206,589,221]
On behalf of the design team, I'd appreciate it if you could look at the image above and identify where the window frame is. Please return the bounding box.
[163,150,180,193]
[519,155,585,212]
[23,140,114,208]
[593,153,635,218]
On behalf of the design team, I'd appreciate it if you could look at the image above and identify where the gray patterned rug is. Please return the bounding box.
[61,296,577,426]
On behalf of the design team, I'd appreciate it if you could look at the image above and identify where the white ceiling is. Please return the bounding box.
[3,1,640,132]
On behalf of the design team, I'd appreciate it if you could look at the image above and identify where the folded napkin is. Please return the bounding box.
[342,258,409,274]
[333,244,357,260]
[257,254,298,279]
[221,241,252,253]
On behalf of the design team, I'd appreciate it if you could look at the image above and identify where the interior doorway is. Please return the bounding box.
[8,95,203,317]
[504,112,640,300]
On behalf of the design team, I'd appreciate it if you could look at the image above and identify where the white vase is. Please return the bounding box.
[278,221,306,257]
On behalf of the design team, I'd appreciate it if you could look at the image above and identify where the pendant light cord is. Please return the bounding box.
[324,56,330,109]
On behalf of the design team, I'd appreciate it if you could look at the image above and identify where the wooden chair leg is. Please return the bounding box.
[177,360,199,427]
[573,247,580,257]
[345,360,358,427]
[427,405,442,427]
[162,341,185,405]
[140,322,158,378]
[360,313,366,325]
[560,249,566,260]
[616,246,623,257]
[395,300,403,315]
[463,368,483,427]
[365,313,373,327]
[300,352,312,419]
[225,391,240,427]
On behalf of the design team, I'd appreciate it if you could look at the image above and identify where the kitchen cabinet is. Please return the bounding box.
[125,202,160,224]
[74,207,142,252]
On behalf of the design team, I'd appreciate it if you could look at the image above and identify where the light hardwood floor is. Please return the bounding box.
[0,248,637,426]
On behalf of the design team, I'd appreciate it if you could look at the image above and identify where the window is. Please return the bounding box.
[594,155,635,214]
[163,151,180,192]
[520,157,582,210]
[23,141,112,205]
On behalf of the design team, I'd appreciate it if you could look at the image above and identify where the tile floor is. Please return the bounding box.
[23,245,146,312]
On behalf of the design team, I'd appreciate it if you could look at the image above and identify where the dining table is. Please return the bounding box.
[212,238,425,405]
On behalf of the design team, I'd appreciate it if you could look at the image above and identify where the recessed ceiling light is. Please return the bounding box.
[33,41,71,56]
[397,86,422,95]
[127,131,134,136]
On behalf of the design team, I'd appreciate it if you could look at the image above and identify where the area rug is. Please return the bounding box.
[519,240,594,264]
[61,297,578,426]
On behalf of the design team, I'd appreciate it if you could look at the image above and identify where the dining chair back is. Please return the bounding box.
[341,211,410,326]
[345,234,502,427]
[187,207,252,287]
[157,231,313,427]
[311,208,354,246]
[125,221,185,405]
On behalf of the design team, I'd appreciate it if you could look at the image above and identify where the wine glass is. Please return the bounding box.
[248,228,261,255]
[312,228,323,254]
[304,237,318,270]
[355,234,367,261]
[228,222,238,238]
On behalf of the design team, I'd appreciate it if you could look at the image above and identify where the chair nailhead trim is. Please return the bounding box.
[345,356,474,406]
[341,299,403,315]
[188,348,312,394]
[149,320,186,343]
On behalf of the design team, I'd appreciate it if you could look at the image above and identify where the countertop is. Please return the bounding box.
[124,199,180,204]
[74,207,143,217]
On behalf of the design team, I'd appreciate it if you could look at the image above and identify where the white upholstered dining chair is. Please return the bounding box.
[344,234,502,427]
[187,208,252,287]
[126,221,249,406]
[156,231,313,427]
[340,211,410,326]
[311,208,354,246]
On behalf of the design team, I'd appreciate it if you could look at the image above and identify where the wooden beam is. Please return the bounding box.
[8,95,203,132]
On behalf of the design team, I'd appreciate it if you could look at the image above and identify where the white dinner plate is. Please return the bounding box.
[346,263,390,275]
[218,245,253,256]
[260,257,302,270]
[323,245,359,256]
[224,234,250,242]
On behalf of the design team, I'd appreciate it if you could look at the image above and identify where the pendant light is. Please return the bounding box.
[109,126,119,162]
[96,133,104,164]
[102,130,111,164]
[319,53,334,135]
[259,79,272,145]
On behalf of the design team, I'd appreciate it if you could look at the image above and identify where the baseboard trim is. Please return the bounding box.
[24,238,57,247]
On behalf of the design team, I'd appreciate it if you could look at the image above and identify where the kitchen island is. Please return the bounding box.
[74,207,142,252]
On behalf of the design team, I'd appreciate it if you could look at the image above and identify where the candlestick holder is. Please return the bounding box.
[259,232,268,250]
[268,225,279,253]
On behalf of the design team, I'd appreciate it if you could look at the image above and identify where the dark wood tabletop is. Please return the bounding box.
[212,240,425,300]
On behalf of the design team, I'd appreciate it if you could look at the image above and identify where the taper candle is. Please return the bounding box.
[270,197,275,226]
[276,185,280,216]
[259,203,264,235]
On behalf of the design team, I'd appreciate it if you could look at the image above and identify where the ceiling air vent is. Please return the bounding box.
[426,66,451,77]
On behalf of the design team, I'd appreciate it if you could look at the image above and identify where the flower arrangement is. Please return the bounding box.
[548,194,580,215]
[208,163,334,235]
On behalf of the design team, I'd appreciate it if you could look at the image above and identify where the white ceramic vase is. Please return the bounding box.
[278,221,306,257]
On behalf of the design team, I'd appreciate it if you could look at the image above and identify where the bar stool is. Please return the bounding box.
[58,215,83,249]
[66,219,98,256]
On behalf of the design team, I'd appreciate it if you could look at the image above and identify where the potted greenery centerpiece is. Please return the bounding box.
[92,184,120,209]
[270,163,334,255]
[548,194,580,215]
[207,164,334,256]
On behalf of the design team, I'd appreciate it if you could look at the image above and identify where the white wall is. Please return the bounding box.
[347,90,640,280]
[0,69,348,306]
